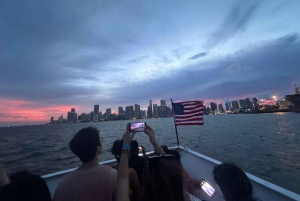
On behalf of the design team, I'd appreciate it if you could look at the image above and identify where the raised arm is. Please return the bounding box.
[144,125,165,154]
[117,123,135,201]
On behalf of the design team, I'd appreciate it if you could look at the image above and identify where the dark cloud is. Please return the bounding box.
[189,52,209,60]
[13,116,28,120]
[207,0,259,48]
[112,33,300,104]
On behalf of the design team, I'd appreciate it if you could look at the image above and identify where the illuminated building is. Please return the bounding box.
[252,97,259,110]
[225,101,231,111]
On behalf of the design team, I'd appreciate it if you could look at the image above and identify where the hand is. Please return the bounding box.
[140,146,146,154]
[144,124,155,141]
[123,123,135,145]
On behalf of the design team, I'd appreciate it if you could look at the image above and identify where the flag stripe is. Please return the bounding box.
[176,122,204,126]
[176,117,203,122]
[173,100,204,127]
[175,113,203,119]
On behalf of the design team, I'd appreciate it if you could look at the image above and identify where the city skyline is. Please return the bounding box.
[1,1,300,126]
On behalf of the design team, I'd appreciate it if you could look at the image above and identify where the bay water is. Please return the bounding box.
[0,113,299,194]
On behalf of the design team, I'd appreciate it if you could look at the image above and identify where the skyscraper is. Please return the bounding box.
[153,104,158,117]
[225,101,231,111]
[147,100,153,118]
[210,102,217,112]
[67,108,77,122]
[218,104,224,113]
[106,108,111,117]
[231,101,239,109]
[245,98,254,109]
[94,105,99,114]
[134,104,140,119]
[239,99,247,108]
[160,99,166,106]
[125,106,132,120]
[118,107,124,115]
[253,97,259,110]
[71,108,75,113]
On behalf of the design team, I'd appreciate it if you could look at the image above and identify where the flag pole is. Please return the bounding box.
[171,99,180,147]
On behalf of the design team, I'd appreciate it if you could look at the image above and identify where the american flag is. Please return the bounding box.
[172,100,204,126]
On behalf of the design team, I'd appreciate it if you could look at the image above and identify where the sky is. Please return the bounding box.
[1,0,300,126]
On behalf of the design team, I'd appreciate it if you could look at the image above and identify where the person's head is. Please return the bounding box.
[143,156,185,201]
[213,163,254,201]
[130,140,139,155]
[69,127,101,163]
[111,139,123,162]
[0,171,51,201]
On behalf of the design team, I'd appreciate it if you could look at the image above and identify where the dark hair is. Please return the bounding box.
[69,127,101,162]
[0,171,51,201]
[111,139,123,162]
[130,140,139,154]
[213,163,255,201]
[143,157,185,201]
[161,146,181,161]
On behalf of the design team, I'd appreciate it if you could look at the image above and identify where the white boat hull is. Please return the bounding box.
[42,147,300,201]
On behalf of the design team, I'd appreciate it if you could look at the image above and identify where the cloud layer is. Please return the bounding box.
[1,0,300,125]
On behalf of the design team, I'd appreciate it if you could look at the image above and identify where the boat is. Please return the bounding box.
[42,146,300,201]
[285,84,300,113]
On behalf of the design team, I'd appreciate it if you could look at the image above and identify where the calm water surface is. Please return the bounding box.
[0,113,299,194]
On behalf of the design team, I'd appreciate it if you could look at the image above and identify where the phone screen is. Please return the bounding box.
[130,122,146,132]
[201,180,215,197]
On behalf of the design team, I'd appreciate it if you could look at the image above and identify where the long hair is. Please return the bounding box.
[143,157,185,201]
[213,163,255,201]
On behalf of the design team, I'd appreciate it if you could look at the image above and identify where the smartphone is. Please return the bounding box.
[200,180,215,197]
[129,122,146,132]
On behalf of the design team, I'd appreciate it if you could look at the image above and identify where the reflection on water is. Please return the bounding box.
[0,113,299,194]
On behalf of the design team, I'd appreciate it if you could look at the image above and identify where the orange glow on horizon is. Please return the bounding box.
[0,98,79,124]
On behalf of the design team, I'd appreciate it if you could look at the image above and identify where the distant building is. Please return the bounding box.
[239,99,247,108]
[90,111,95,121]
[245,98,254,109]
[252,97,259,110]
[210,102,217,112]
[106,108,111,119]
[147,100,153,118]
[94,105,99,114]
[166,107,171,116]
[153,104,158,117]
[67,108,77,122]
[134,104,140,119]
[206,107,211,114]
[160,99,166,106]
[161,105,168,117]
[225,101,231,111]
[140,110,146,118]
[71,108,75,113]
[50,117,54,124]
[231,101,239,109]
[125,106,133,120]
[80,113,90,122]
[118,107,124,115]
[218,104,225,113]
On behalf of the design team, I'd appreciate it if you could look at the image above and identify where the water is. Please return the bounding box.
[0,113,299,194]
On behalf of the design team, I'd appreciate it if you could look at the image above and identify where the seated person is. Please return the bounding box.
[53,127,117,201]
[116,124,189,201]
[128,141,144,188]
[0,170,51,201]
[213,163,258,201]
[111,140,142,201]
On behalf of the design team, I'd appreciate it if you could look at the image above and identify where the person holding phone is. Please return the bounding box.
[117,124,189,201]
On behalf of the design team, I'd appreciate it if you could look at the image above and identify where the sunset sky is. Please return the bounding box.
[1,0,300,126]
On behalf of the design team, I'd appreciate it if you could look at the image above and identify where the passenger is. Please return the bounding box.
[213,163,257,201]
[117,124,189,201]
[128,140,144,187]
[0,170,51,201]
[160,146,194,194]
[111,140,142,201]
[53,127,117,201]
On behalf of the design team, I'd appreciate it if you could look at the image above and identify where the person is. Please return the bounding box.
[117,124,189,201]
[213,163,257,201]
[53,127,117,201]
[128,140,144,187]
[111,140,142,201]
[0,170,51,201]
